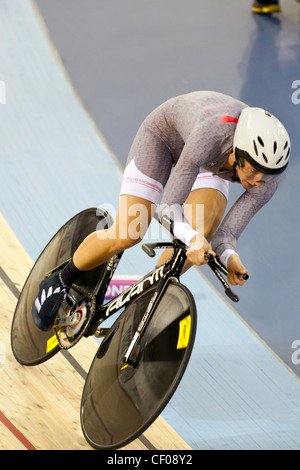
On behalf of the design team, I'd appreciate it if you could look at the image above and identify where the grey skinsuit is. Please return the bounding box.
[126,91,280,259]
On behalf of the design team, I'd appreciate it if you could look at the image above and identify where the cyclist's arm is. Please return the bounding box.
[211,176,280,266]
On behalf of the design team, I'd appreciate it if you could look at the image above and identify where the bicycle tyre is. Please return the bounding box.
[80,280,197,450]
[11,208,113,366]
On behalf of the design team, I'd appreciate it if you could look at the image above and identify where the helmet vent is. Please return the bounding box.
[262,153,268,164]
[284,141,288,150]
[273,141,277,154]
[253,140,258,156]
[265,112,272,117]
[258,136,264,147]
[285,147,290,160]
[276,156,283,166]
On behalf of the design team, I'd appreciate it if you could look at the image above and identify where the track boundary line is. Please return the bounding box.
[0,411,36,450]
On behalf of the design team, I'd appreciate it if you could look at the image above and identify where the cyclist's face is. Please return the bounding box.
[237,161,266,189]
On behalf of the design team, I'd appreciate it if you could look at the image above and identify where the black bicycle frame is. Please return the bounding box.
[95,240,186,324]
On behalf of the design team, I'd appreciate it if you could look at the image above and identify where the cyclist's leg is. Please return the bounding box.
[73,195,156,270]
[184,187,227,242]
[32,195,155,331]
[157,171,228,272]
[180,187,227,273]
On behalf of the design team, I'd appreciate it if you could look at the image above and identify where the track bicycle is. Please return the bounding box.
[11,207,247,449]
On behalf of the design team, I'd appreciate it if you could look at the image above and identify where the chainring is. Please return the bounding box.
[55,295,95,350]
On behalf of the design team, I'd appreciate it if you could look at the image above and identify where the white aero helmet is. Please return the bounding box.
[233,107,291,175]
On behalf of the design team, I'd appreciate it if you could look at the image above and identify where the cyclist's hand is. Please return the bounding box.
[186,234,215,266]
[227,254,248,286]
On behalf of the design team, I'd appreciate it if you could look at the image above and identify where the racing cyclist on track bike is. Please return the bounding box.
[32,91,291,332]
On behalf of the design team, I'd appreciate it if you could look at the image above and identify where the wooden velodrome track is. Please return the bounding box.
[0,212,191,450]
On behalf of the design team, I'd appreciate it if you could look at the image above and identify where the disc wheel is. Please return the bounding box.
[80,280,197,450]
[11,208,112,366]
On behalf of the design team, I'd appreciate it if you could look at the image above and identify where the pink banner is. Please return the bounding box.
[105,275,142,299]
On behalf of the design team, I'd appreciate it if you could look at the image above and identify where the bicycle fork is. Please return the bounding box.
[122,278,168,366]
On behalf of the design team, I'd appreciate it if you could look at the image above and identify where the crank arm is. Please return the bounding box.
[53,289,88,328]
[53,310,81,328]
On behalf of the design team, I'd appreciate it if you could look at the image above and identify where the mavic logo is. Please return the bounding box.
[0,80,6,104]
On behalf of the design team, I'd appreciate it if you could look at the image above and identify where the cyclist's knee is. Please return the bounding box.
[104,225,142,252]
[204,199,226,241]
[116,236,141,252]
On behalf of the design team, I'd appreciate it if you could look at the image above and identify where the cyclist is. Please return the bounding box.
[32,91,291,331]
